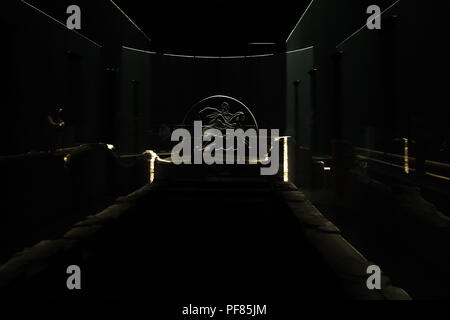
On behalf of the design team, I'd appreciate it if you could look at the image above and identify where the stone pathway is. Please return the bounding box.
[0,163,410,299]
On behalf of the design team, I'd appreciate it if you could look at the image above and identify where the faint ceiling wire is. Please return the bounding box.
[109,0,152,44]
[122,46,314,59]
[336,0,401,49]
[21,0,102,48]
[285,0,315,43]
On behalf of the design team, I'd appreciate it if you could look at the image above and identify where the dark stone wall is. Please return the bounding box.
[286,0,396,154]
[0,144,149,264]
[0,0,151,155]
[1,1,287,155]
[2,0,449,162]
[286,48,314,148]
[117,48,287,153]
[0,1,102,154]
[286,0,449,163]
[117,47,152,153]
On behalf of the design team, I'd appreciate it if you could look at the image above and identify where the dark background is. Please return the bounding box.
[1,0,450,300]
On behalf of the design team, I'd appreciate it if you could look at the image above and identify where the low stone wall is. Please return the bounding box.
[0,144,149,264]
[331,140,450,263]
[0,183,155,296]
[274,181,411,300]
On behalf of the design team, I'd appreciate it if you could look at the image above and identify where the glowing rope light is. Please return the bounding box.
[268,136,290,182]
[150,155,156,183]
[143,134,290,183]
[145,150,158,183]
[403,138,409,174]
[143,150,172,183]
[283,137,289,182]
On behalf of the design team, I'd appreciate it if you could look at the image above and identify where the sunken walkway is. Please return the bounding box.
[0,163,410,299]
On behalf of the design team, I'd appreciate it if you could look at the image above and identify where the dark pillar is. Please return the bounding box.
[309,68,318,153]
[331,51,344,141]
[293,80,300,143]
[132,79,140,153]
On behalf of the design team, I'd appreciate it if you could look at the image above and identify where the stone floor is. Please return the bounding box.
[0,163,409,299]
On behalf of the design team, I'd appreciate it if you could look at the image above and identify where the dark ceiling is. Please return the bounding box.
[25,0,310,56]
[112,0,310,55]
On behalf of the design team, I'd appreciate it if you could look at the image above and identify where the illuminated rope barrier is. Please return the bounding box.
[357,155,450,182]
[403,138,409,174]
[142,150,172,183]
[354,147,450,170]
[283,137,289,182]
[143,135,290,183]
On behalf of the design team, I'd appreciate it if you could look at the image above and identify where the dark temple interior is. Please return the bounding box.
[0,0,449,302]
